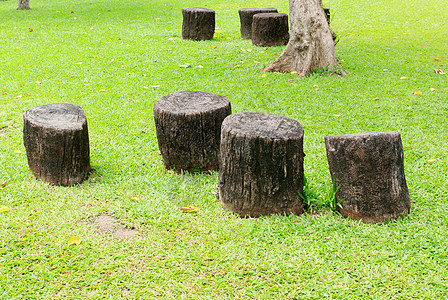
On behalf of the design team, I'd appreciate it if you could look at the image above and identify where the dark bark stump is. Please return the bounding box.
[154,91,231,173]
[252,13,289,47]
[182,7,215,41]
[219,113,305,217]
[323,8,330,25]
[23,103,91,186]
[325,131,411,224]
[238,7,278,39]
[17,0,30,10]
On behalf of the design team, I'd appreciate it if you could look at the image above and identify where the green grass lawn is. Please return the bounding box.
[1,0,448,298]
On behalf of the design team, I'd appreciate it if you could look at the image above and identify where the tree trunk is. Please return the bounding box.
[265,0,345,76]
[17,0,30,10]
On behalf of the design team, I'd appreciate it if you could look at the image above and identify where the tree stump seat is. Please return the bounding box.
[219,113,305,217]
[23,103,91,186]
[154,91,231,173]
[238,7,278,39]
[252,13,289,47]
[325,131,411,224]
[182,7,215,41]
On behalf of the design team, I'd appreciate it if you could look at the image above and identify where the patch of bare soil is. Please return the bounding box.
[88,214,139,240]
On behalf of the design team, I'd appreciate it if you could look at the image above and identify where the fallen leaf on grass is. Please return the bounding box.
[434,69,446,74]
[429,88,437,91]
[261,74,267,78]
[181,205,199,213]
[411,91,422,95]
[1,91,6,95]
[14,150,21,154]
[28,28,33,32]
[400,77,408,80]
[0,206,10,213]
[0,181,6,188]
[68,236,81,246]
[427,159,436,163]
[434,58,442,61]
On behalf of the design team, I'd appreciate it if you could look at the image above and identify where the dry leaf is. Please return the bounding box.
[434,69,446,74]
[429,88,437,91]
[412,91,422,95]
[434,58,442,61]
[427,159,436,163]
[68,236,81,246]
[14,150,21,154]
[180,205,199,213]
[0,206,9,213]
[261,74,267,78]
[400,77,408,80]
[0,181,6,188]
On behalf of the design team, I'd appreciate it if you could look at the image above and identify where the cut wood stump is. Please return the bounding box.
[154,91,231,173]
[219,113,305,217]
[182,7,215,41]
[23,103,91,186]
[325,131,411,224]
[252,13,289,47]
[238,7,278,39]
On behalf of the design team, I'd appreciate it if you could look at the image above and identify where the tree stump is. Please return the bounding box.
[219,113,305,217]
[238,7,278,39]
[17,0,30,10]
[325,131,411,224]
[182,7,215,41]
[154,91,231,173]
[252,13,289,47]
[23,103,91,186]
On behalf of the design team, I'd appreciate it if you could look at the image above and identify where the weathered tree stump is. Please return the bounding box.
[23,103,91,186]
[182,7,215,41]
[154,91,231,173]
[238,7,278,39]
[219,113,305,217]
[252,13,289,47]
[325,131,411,224]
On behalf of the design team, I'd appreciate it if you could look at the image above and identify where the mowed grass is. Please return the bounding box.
[1,0,447,298]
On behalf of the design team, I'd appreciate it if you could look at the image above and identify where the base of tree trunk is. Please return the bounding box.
[154,91,231,173]
[23,103,91,186]
[17,0,30,10]
[182,7,215,41]
[252,13,289,47]
[238,7,278,39]
[219,113,305,217]
[325,131,411,224]
[264,0,345,77]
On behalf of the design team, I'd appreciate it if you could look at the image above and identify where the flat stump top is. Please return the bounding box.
[253,12,288,19]
[222,112,303,139]
[24,103,87,131]
[182,7,214,13]
[154,91,230,115]
[239,7,278,13]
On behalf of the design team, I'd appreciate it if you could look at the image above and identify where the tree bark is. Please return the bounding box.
[17,0,30,10]
[182,7,215,41]
[265,0,345,76]
[238,7,278,39]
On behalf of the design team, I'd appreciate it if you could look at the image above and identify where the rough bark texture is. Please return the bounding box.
[219,113,305,217]
[23,103,91,186]
[265,0,345,76]
[17,0,30,10]
[182,7,215,41]
[325,131,411,224]
[238,7,278,39]
[154,91,231,173]
[252,13,289,47]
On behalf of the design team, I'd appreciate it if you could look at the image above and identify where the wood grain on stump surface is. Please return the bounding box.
[154,91,231,173]
[325,131,411,224]
[219,112,305,217]
[23,103,91,186]
[252,13,289,46]
[238,7,278,39]
[182,7,215,41]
